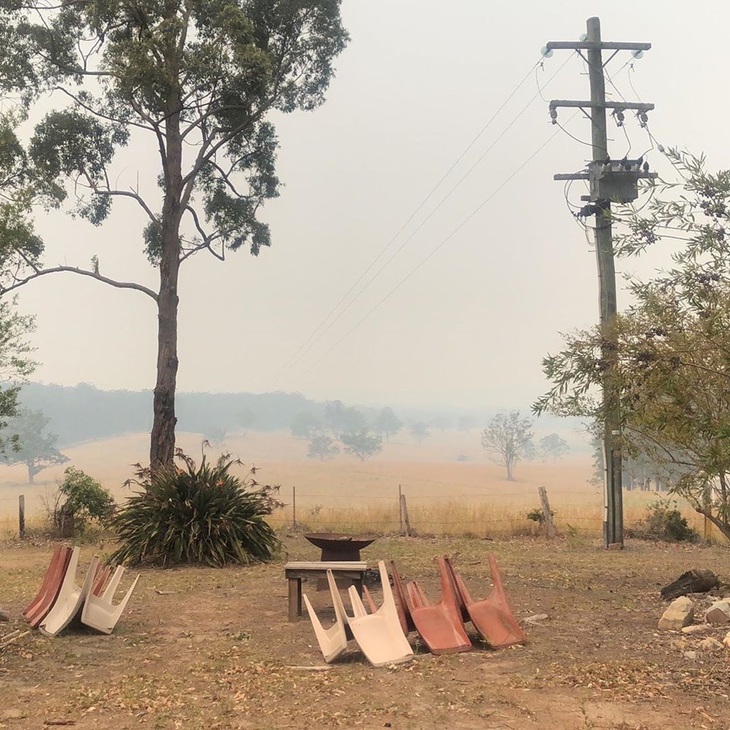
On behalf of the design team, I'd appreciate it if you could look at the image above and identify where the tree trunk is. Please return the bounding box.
[150,105,183,469]
[26,462,34,485]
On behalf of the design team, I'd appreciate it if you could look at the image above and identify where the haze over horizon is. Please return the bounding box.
[13,1,730,410]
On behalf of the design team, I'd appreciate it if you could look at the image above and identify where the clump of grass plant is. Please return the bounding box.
[110,450,283,567]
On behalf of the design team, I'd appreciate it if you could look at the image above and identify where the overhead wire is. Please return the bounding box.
[272,53,574,385]
[293,120,573,382]
[271,57,547,383]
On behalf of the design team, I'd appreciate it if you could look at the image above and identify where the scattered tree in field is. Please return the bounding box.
[539,433,570,461]
[0,1,349,468]
[373,407,402,442]
[324,400,366,436]
[307,434,340,462]
[409,421,431,445]
[3,409,68,484]
[0,298,36,454]
[340,429,382,462]
[535,150,730,541]
[481,411,533,481]
[290,411,324,440]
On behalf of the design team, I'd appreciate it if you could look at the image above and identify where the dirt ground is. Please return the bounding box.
[2,534,730,729]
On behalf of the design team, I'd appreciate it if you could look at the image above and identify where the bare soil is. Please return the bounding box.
[2,535,730,729]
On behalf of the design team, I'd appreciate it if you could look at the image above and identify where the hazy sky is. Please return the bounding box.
[14,1,730,410]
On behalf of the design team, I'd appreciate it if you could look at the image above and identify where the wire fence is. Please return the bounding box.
[0,482,709,540]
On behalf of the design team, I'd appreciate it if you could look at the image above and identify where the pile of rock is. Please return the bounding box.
[659,595,730,655]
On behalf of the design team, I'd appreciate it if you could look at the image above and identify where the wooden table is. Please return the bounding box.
[284,561,367,622]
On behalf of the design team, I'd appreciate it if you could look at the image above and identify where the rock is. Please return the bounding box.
[523,613,549,624]
[661,570,719,601]
[699,637,724,652]
[683,650,698,660]
[704,600,730,625]
[681,624,711,634]
[658,596,695,630]
[0,609,9,622]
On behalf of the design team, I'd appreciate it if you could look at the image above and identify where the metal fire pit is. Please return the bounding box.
[304,533,376,562]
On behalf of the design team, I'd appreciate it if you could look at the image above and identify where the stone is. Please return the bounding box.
[0,609,9,622]
[523,613,549,624]
[658,596,695,630]
[683,650,698,661]
[681,624,711,634]
[699,637,724,652]
[704,600,730,625]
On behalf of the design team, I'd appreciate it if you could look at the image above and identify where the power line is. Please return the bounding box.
[271,60,543,383]
[273,54,574,385]
[292,125,566,382]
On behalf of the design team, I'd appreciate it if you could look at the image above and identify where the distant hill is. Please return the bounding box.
[15,382,589,451]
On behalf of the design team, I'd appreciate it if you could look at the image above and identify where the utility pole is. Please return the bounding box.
[545,17,655,548]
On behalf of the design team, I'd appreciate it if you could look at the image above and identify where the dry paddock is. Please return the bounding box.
[1,534,730,729]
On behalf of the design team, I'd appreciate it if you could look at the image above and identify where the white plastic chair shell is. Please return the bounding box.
[81,566,140,634]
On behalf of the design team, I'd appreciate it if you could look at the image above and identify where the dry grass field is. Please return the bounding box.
[0,429,709,540]
[2,535,730,729]
[1,431,729,728]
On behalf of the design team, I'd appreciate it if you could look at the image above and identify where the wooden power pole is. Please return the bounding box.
[545,17,655,548]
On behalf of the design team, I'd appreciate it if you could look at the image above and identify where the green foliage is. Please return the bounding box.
[481,411,534,481]
[290,410,323,439]
[57,466,116,532]
[627,500,699,543]
[0,299,36,456]
[536,150,730,541]
[0,0,349,467]
[110,451,282,567]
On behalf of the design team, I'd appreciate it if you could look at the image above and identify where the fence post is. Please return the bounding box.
[18,495,25,539]
[292,485,297,531]
[398,484,403,535]
[400,493,411,537]
[538,486,556,538]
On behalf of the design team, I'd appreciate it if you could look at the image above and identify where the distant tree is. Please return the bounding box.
[409,422,431,445]
[374,407,403,442]
[290,411,323,440]
[324,401,366,436]
[307,434,340,462]
[4,409,69,484]
[204,425,227,446]
[539,433,570,461]
[0,298,36,455]
[237,410,255,437]
[481,411,534,481]
[457,415,478,432]
[340,429,383,462]
[431,415,452,430]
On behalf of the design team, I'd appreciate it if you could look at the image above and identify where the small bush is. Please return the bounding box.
[54,466,116,535]
[110,450,283,567]
[627,500,699,543]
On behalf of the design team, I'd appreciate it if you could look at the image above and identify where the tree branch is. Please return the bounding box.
[1,266,158,301]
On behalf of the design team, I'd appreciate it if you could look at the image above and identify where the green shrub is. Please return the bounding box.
[110,451,283,567]
[56,466,116,534]
[628,499,699,543]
